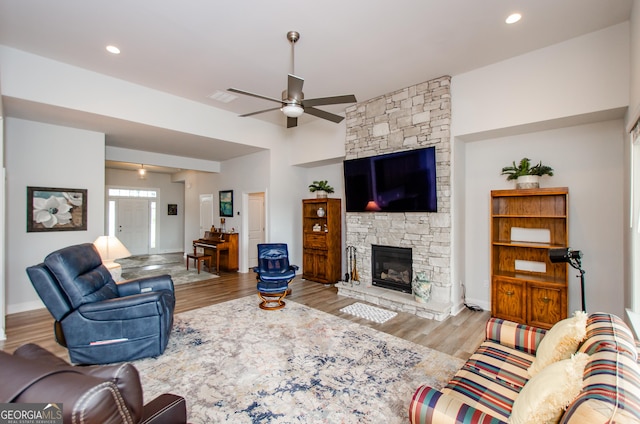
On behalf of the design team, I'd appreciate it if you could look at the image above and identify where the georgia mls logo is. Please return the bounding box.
[0,403,63,424]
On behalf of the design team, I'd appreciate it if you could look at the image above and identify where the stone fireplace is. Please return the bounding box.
[337,76,453,321]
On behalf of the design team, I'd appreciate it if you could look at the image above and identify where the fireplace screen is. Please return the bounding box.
[371,245,412,293]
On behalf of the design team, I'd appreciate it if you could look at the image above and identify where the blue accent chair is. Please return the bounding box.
[252,243,298,310]
[26,243,175,365]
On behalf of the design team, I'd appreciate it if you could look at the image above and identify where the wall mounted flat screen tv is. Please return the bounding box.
[343,146,437,213]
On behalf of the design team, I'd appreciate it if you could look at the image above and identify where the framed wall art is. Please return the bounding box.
[168,204,178,215]
[27,186,87,232]
[219,190,233,217]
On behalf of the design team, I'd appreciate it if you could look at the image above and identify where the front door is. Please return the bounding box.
[117,198,150,255]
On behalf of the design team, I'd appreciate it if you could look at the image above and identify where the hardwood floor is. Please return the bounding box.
[0,270,490,361]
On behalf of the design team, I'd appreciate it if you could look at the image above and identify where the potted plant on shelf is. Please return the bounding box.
[501,157,554,189]
[308,180,335,198]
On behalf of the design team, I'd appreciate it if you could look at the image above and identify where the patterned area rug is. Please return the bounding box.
[117,253,218,285]
[340,302,398,323]
[133,296,464,423]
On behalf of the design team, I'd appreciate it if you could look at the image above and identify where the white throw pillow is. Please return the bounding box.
[527,311,587,377]
[510,352,588,424]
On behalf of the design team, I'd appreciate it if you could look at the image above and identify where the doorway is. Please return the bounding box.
[107,188,158,255]
[199,194,214,235]
[248,192,265,269]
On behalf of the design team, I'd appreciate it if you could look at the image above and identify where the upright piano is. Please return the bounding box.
[193,231,239,272]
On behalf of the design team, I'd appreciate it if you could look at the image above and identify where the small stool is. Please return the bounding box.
[186,253,212,274]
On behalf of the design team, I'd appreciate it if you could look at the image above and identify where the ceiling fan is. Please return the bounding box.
[228,31,357,128]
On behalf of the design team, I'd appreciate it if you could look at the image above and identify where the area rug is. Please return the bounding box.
[133,296,465,423]
[117,253,218,285]
[117,253,183,269]
[339,302,398,324]
[121,263,218,285]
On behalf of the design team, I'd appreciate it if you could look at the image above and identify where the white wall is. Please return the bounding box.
[463,120,625,317]
[630,0,640,126]
[177,170,219,255]
[5,118,106,313]
[216,150,270,271]
[105,168,185,253]
[0,113,5,338]
[0,46,284,150]
[453,23,629,138]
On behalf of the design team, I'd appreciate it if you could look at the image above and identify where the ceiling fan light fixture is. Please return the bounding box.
[281,104,304,118]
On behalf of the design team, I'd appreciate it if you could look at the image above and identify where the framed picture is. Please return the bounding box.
[219,190,233,217]
[27,186,87,232]
[168,204,178,215]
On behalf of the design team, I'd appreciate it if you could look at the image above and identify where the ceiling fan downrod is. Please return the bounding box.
[287,31,299,76]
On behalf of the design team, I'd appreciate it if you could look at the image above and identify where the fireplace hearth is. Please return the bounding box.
[371,245,412,293]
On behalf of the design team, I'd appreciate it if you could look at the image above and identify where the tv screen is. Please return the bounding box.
[343,147,437,212]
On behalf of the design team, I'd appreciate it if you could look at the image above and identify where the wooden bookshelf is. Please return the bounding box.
[490,187,569,329]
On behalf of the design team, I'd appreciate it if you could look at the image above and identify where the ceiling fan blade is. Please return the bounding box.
[304,107,345,123]
[227,88,283,104]
[239,107,282,117]
[303,94,357,107]
[287,117,298,128]
[287,74,304,101]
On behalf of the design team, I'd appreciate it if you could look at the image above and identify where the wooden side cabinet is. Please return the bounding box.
[490,187,569,329]
[302,198,342,283]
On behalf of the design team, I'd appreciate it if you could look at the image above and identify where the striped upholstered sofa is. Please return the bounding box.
[409,313,640,423]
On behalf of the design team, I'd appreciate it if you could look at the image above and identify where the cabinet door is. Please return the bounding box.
[527,282,567,329]
[492,277,525,323]
[303,249,328,282]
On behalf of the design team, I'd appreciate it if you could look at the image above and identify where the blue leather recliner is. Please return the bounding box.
[252,243,298,310]
[26,243,175,365]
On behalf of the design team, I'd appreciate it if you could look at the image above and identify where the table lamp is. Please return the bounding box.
[93,236,131,281]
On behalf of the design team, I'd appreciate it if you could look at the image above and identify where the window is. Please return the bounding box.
[108,188,157,198]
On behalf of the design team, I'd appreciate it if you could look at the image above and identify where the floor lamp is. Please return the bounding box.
[549,248,585,311]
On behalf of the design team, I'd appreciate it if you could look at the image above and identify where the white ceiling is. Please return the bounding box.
[0,0,633,166]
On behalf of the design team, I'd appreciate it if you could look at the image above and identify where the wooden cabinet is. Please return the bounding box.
[490,188,569,329]
[302,198,342,283]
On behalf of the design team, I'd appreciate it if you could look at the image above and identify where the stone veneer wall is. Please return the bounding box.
[344,76,452,306]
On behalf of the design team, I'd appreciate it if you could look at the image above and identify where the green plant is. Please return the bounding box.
[501,157,554,181]
[308,180,335,193]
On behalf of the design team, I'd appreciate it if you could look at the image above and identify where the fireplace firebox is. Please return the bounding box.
[371,245,412,293]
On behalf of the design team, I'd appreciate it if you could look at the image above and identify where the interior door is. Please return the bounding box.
[200,194,214,235]
[117,199,150,255]
[248,192,265,268]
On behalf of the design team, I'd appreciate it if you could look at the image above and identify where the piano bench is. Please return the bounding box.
[186,253,212,274]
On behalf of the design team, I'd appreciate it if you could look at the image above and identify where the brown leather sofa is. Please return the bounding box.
[0,343,187,424]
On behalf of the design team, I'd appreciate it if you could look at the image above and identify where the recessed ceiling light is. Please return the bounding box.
[106,45,121,54]
[506,13,522,24]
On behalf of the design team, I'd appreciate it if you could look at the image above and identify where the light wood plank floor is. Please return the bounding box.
[0,270,490,361]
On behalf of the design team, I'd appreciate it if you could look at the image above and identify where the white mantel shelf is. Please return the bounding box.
[336,282,452,321]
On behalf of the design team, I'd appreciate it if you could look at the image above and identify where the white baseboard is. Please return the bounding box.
[450,301,466,316]
[157,248,184,254]
[463,297,490,312]
[7,300,46,315]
